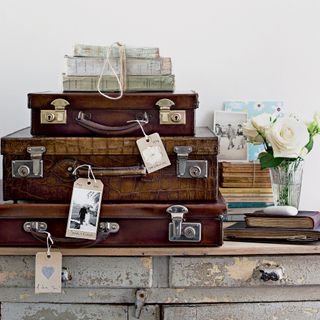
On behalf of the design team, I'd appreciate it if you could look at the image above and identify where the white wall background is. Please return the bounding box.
[1,0,320,209]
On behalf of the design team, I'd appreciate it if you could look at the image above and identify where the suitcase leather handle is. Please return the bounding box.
[75,111,148,136]
[76,165,147,177]
[29,229,111,248]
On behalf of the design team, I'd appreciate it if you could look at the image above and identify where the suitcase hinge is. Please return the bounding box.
[40,98,69,124]
[23,221,48,232]
[167,205,201,242]
[12,146,46,178]
[156,98,186,125]
[174,146,208,178]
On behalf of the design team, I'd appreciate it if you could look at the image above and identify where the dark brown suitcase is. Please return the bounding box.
[0,198,226,247]
[2,127,218,202]
[28,92,198,136]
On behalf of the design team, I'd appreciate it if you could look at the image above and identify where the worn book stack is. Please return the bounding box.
[219,162,273,221]
[225,210,320,241]
[0,44,226,248]
[63,44,175,92]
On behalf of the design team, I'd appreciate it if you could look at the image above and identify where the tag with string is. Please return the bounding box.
[35,232,62,294]
[128,119,171,173]
[65,165,104,240]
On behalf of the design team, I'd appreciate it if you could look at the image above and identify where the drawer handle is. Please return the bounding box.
[258,266,284,282]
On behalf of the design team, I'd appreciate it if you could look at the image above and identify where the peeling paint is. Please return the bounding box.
[0,272,18,284]
[226,258,257,281]
[207,264,221,275]
[303,308,319,314]
[141,257,152,269]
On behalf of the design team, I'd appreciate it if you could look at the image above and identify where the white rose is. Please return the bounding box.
[251,113,273,135]
[266,117,310,158]
[242,121,264,144]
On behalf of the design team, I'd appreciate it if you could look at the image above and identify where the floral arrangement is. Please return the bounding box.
[242,113,320,169]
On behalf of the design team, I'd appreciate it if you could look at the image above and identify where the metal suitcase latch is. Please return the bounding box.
[156,98,186,125]
[40,98,69,124]
[23,221,48,232]
[12,146,46,178]
[174,146,208,178]
[167,205,201,242]
[99,222,120,234]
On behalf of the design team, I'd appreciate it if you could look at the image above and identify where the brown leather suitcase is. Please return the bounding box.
[0,198,226,247]
[28,92,198,136]
[2,127,218,202]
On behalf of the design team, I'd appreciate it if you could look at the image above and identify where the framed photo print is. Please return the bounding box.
[213,110,248,161]
[224,101,284,160]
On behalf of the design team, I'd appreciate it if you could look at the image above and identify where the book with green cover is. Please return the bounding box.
[74,44,160,58]
[62,74,175,92]
[65,56,172,76]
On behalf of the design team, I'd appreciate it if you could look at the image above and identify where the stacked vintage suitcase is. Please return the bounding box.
[0,44,226,247]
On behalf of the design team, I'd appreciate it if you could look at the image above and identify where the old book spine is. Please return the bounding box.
[219,187,273,194]
[221,182,272,188]
[65,56,172,76]
[62,75,175,92]
[222,171,270,177]
[74,44,160,58]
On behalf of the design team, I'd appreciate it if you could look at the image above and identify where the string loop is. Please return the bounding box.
[97,42,126,100]
[72,164,97,184]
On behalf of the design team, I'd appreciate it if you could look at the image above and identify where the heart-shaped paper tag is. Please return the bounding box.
[42,266,55,279]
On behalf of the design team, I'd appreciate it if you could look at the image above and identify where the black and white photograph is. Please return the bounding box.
[66,187,102,240]
[213,110,248,161]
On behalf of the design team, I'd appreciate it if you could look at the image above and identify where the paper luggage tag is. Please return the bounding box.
[66,177,104,240]
[136,133,171,173]
[35,251,62,294]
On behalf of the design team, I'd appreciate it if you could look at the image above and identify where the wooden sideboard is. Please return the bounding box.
[1,241,320,319]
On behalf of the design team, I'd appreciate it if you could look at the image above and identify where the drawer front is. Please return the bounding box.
[170,255,320,287]
[2,303,160,320]
[0,256,152,288]
[163,302,320,320]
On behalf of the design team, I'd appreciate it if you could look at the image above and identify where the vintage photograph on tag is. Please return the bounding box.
[66,178,103,240]
[35,252,62,294]
[136,133,171,173]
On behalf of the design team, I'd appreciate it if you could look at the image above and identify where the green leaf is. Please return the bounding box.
[258,152,284,169]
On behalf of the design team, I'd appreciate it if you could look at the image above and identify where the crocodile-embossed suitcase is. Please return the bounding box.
[28,92,198,136]
[1,127,218,202]
[0,197,226,247]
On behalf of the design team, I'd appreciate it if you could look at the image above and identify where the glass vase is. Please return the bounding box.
[269,159,304,209]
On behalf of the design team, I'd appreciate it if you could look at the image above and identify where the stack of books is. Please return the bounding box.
[219,162,274,221]
[62,44,175,92]
[224,210,320,241]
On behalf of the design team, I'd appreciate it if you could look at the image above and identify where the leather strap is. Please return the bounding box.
[77,165,147,177]
[75,111,148,136]
[30,230,110,248]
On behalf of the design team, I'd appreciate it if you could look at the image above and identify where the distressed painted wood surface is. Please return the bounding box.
[1,303,159,320]
[1,241,320,256]
[2,303,128,320]
[0,256,152,288]
[1,286,320,304]
[170,255,320,287]
[163,302,320,320]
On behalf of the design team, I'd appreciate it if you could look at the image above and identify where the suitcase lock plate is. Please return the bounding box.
[167,205,201,242]
[40,98,69,124]
[23,221,48,232]
[156,98,186,125]
[174,146,208,178]
[12,146,46,178]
